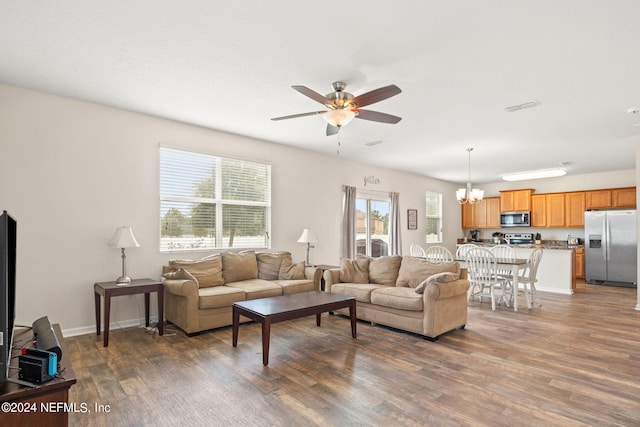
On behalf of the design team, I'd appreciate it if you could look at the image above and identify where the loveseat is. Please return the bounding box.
[162,251,321,335]
[323,255,469,340]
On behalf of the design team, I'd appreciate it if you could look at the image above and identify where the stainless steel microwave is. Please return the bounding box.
[500,211,531,227]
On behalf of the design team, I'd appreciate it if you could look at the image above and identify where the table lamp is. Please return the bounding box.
[108,226,140,285]
[297,228,318,266]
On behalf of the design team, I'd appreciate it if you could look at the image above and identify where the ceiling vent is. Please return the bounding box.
[505,101,538,113]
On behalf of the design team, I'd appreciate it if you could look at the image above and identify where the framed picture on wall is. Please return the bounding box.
[407,209,418,230]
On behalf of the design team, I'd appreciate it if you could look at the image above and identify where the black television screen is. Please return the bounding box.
[0,210,17,383]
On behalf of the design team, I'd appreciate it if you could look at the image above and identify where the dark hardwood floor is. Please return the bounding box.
[67,282,640,426]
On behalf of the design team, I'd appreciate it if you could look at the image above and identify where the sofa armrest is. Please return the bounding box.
[323,268,341,292]
[424,278,470,301]
[163,278,199,299]
[305,266,322,291]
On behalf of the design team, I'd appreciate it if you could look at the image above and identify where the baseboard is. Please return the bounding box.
[62,316,160,338]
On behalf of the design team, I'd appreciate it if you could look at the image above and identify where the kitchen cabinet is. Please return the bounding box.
[565,192,586,227]
[533,192,583,228]
[461,197,499,229]
[585,187,636,209]
[531,194,547,227]
[575,247,584,279]
[546,193,566,227]
[486,197,501,228]
[612,187,636,208]
[500,189,533,212]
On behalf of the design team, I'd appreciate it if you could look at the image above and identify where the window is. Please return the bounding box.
[425,191,442,243]
[356,191,390,257]
[160,147,271,252]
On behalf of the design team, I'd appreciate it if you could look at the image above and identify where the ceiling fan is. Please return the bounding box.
[271,81,402,136]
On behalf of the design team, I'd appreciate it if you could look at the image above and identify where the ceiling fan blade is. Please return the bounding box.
[326,124,340,136]
[292,85,332,106]
[271,111,326,121]
[355,109,402,124]
[350,84,402,108]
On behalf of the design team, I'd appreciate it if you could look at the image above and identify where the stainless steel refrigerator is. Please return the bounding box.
[585,210,637,286]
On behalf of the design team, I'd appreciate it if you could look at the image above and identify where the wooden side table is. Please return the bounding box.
[94,278,164,347]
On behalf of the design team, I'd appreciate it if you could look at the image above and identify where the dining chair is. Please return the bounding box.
[424,245,454,262]
[455,243,478,259]
[409,243,426,257]
[465,247,510,311]
[489,245,516,307]
[514,248,543,309]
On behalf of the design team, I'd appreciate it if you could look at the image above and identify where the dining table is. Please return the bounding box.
[456,257,529,311]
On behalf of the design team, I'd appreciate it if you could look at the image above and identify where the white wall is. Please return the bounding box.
[0,84,461,334]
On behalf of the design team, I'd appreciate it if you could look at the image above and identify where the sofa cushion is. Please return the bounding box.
[198,285,246,309]
[370,287,424,311]
[221,251,258,283]
[396,257,461,288]
[415,272,461,294]
[257,252,292,280]
[278,260,306,280]
[169,255,224,288]
[357,254,402,286]
[330,282,385,303]
[339,258,370,283]
[224,279,283,299]
[272,279,315,295]
[162,268,198,285]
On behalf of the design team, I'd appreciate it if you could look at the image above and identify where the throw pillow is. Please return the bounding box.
[162,268,199,286]
[357,254,402,286]
[257,252,292,280]
[221,250,258,283]
[278,260,306,280]
[339,258,370,283]
[414,272,460,294]
[169,255,224,288]
[396,256,461,288]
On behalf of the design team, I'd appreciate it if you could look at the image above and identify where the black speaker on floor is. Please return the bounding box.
[32,316,62,360]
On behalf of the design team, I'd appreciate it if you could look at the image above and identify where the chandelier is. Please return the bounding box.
[456,148,484,205]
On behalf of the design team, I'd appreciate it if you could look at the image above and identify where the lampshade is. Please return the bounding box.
[108,226,140,249]
[297,228,318,244]
[323,109,356,127]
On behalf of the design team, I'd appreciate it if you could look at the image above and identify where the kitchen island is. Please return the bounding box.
[457,241,578,294]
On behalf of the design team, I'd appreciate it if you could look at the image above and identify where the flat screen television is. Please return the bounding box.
[0,210,17,383]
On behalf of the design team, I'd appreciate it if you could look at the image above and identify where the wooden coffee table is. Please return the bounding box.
[232,291,356,366]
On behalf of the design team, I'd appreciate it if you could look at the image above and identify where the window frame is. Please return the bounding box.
[425,191,443,244]
[355,189,391,257]
[159,146,271,253]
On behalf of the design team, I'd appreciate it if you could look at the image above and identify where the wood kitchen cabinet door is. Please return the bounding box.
[585,190,612,209]
[531,194,547,227]
[565,192,585,227]
[612,187,636,208]
[500,189,533,212]
[575,247,585,279]
[486,197,501,228]
[546,193,566,227]
[473,199,488,228]
[461,203,473,228]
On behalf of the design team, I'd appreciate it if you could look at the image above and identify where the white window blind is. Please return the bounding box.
[160,147,271,252]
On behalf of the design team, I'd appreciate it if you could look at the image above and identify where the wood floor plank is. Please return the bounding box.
[66,282,640,426]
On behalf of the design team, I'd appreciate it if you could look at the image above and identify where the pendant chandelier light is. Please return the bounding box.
[456,147,484,205]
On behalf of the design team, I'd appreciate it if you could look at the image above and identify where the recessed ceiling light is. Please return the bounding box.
[502,169,567,181]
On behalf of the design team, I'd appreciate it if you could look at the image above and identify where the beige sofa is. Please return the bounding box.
[162,251,321,335]
[323,255,469,341]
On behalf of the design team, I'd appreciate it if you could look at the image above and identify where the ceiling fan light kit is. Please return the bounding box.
[271,81,402,136]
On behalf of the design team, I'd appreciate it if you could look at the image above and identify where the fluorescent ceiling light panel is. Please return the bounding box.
[502,169,567,181]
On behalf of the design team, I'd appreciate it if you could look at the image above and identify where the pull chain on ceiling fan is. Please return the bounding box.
[271,81,402,136]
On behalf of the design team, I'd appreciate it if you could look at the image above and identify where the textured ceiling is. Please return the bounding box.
[1,1,639,184]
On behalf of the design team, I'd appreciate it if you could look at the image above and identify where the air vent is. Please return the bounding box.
[505,101,538,112]
[364,140,383,147]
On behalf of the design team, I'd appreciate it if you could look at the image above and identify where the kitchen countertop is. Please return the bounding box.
[457,239,584,251]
